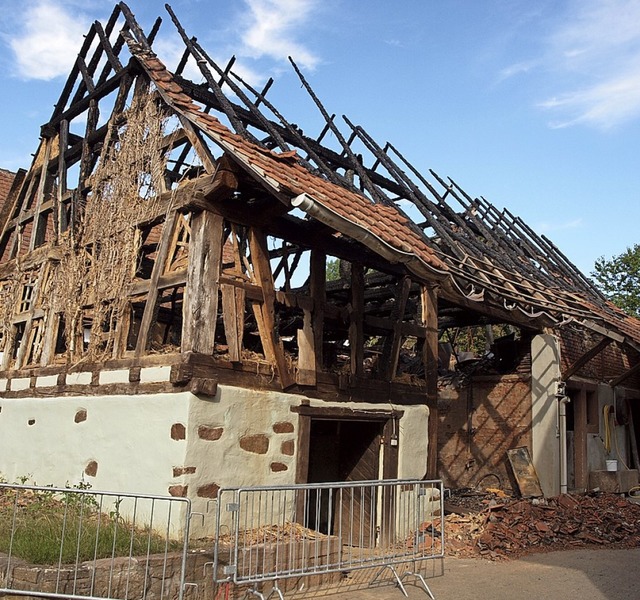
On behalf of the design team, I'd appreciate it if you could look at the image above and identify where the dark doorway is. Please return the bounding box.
[306,419,382,544]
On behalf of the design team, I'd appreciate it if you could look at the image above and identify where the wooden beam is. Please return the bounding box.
[176,114,218,173]
[182,211,224,354]
[349,263,365,378]
[609,361,640,387]
[380,276,411,380]
[135,210,178,357]
[297,299,316,386]
[249,227,295,389]
[310,250,326,374]
[220,274,263,301]
[561,337,612,381]
[29,138,53,252]
[581,319,625,344]
[220,283,245,362]
[627,400,640,470]
[55,120,69,240]
[421,284,439,479]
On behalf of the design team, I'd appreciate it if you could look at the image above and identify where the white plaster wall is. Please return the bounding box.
[0,384,431,538]
[531,334,561,497]
[182,384,430,534]
[396,404,430,479]
[0,393,191,494]
[184,385,298,494]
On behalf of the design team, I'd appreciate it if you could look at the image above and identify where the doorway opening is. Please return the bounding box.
[306,419,382,538]
[292,405,401,546]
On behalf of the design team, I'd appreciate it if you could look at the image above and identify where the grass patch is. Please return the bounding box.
[0,487,181,565]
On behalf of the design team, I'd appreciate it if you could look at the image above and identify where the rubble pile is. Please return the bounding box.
[441,492,640,560]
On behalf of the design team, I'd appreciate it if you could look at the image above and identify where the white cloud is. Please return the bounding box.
[540,69,640,128]
[238,0,320,69]
[498,60,537,82]
[537,217,583,233]
[540,0,640,129]
[8,0,90,80]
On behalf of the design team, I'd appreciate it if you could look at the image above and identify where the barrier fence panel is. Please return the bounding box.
[0,483,191,600]
[212,479,444,599]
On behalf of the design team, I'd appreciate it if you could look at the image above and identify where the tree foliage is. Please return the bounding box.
[326,258,340,281]
[591,244,640,318]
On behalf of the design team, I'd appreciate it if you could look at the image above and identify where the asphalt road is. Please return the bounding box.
[286,548,640,600]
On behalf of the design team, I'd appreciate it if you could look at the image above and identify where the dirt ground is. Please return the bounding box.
[320,547,640,600]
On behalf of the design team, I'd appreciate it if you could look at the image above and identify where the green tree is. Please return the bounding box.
[592,244,640,318]
[326,258,340,281]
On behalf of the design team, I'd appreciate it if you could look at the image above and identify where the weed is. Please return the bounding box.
[0,483,180,565]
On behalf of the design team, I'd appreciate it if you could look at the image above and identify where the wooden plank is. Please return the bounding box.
[220,283,245,362]
[249,228,295,389]
[422,284,439,478]
[506,447,544,498]
[220,274,263,301]
[181,211,224,354]
[310,250,326,374]
[135,210,178,357]
[349,263,365,377]
[177,114,218,173]
[29,138,53,252]
[380,276,412,380]
[55,120,69,239]
[297,306,316,386]
[39,311,61,366]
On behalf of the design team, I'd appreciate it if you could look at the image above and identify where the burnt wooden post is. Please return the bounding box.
[296,295,316,386]
[349,262,365,378]
[380,276,412,380]
[249,227,295,389]
[220,284,245,362]
[310,249,326,374]
[135,210,179,357]
[422,284,439,478]
[182,210,224,354]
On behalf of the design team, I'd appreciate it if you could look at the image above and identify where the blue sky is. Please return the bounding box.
[0,0,638,277]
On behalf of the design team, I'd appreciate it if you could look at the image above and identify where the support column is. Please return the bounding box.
[421,284,439,479]
[182,211,224,354]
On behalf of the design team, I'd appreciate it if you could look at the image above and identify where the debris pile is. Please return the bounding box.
[439,492,640,560]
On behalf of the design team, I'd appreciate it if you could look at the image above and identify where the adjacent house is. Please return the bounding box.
[0,3,638,528]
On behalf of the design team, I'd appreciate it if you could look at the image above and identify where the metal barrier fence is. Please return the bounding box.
[213,479,444,599]
[0,483,191,600]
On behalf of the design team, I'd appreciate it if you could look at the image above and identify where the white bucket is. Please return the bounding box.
[606,459,618,472]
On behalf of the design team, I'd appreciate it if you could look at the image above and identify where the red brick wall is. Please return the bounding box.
[0,169,15,207]
[559,327,640,391]
[437,374,532,492]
